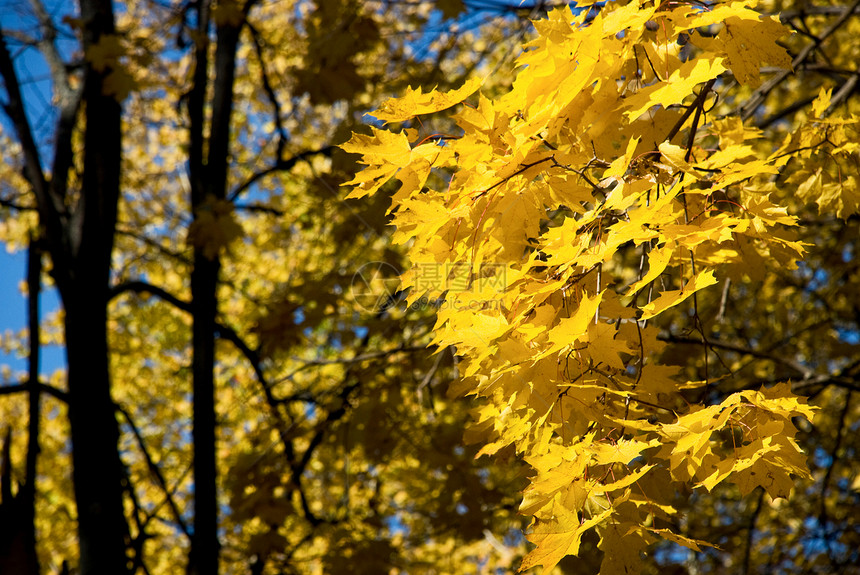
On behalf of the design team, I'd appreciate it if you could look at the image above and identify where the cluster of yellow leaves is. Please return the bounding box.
[781,87,860,219]
[293,0,382,104]
[186,195,244,260]
[343,0,824,572]
[659,382,813,498]
[0,0,547,572]
[85,34,139,101]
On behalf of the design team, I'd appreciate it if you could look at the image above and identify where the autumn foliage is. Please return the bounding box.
[344,0,859,572]
[1,0,860,573]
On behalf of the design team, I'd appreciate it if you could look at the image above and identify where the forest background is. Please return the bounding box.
[0,0,858,574]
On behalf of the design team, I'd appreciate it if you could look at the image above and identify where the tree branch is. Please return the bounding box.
[115,227,191,265]
[228,146,335,202]
[661,334,814,380]
[740,0,860,120]
[0,381,68,403]
[27,0,80,109]
[115,403,192,539]
[0,28,49,202]
[108,279,192,312]
[246,21,288,158]
[664,79,716,144]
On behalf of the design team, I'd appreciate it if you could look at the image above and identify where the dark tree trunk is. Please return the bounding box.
[1,0,131,572]
[186,4,246,574]
[189,248,221,575]
[56,0,129,572]
[63,293,129,575]
[0,430,40,575]
[186,2,215,573]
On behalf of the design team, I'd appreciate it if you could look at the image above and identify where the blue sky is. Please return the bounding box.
[0,249,29,373]
[0,1,68,381]
[0,248,64,378]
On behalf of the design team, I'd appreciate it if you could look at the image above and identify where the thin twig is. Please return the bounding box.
[740,0,860,120]
[115,403,192,538]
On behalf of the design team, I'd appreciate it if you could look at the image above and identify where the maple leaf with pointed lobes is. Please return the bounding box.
[592,438,657,466]
[626,242,675,295]
[187,197,244,260]
[598,523,651,575]
[521,504,613,574]
[85,35,124,72]
[586,322,631,370]
[722,15,793,87]
[370,77,483,124]
[639,270,718,320]
[103,69,137,101]
[624,57,726,120]
[812,87,833,118]
[342,0,825,571]
[436,0,466,19]
[341,128,413,199]
[541,291,603,359]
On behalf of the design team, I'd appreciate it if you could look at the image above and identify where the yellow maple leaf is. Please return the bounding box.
[341,127,413,199]
[598,464,655,493]
[103,69,137,101]
[722,15,792,87]
[647,528,717,552]
[187,197,244,260]
[815,178,860,220]
[624,57,725,120]
[211,0,244,26]
[598,523,651,575]
[735,459,796,499]
[586,322,632,370]
[635,364,687,395]
[592,438,653,466]
[370,76,483,123]
[521,504,613,574]
[85,35,124,72]
[436,0,465,19]
[626,242,675,295]
[812,87,832,118]
[341,126,412,167]
[639,270,717,320]
[542,291,604,358]
[680,1,756,30]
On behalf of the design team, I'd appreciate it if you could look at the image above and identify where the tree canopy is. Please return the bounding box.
[0,0,859,574]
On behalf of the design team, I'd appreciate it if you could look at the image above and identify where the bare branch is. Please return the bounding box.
[0,195,37,211]
[246,21,288,157]
[115,227,191,265]
[662,333,814,379]
[0,381,69,403]
[0,28,48,196]
[27,0,80,109]
[665,79,716,143]
[825,67,860,115]
[779,4,860,20]
[740,0,860,120]
[115,403,192,539]
[109,280,192,313]
[228,146,335,202]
